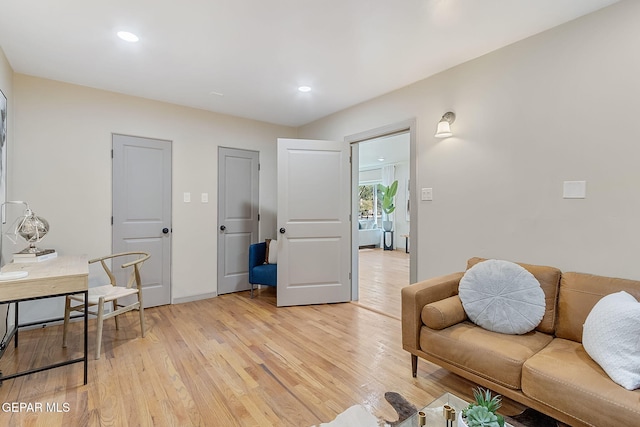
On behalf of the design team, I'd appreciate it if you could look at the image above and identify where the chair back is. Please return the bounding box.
[89,252,150,289]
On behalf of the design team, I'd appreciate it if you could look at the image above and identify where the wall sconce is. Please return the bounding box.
[434,112,456,138]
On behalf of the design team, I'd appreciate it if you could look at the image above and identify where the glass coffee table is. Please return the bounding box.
[397,392,468,427]
[397,392,513,427]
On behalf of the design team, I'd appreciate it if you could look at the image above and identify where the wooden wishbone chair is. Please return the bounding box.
[62,252,150,359]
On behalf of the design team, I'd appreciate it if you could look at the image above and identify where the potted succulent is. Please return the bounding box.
[460,387,505,427]
[377,180,398,231]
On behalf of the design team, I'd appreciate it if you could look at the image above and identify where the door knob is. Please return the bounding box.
[279,227,286,234]
[162,228,169,234]
[220,225,226,231]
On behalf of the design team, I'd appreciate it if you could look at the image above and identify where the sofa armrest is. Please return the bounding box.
[249,242,267,284]
[401,272,464,352]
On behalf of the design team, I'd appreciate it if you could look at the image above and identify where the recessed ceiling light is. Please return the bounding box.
[117,31,139,43]
[298,86,312,93]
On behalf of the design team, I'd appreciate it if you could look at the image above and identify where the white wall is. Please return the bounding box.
[300,0,640,281]
[9,74,295,322]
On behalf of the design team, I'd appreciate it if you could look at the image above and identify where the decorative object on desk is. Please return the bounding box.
[378,179,398,231]
[2,200,50,253]
[13,247,57,263]
[461,387,504,427]
[0,200,51,278]
[13,248,55,258]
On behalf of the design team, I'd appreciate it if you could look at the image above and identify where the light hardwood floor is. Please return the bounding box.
[0,254,525,426]
[355,248,409,319]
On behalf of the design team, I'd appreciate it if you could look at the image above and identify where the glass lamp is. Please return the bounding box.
[0,201,50,280]
[3,200,50,253]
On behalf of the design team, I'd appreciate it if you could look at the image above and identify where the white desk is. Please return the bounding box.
[0,255,89,384]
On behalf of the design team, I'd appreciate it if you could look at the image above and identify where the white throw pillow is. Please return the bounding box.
[582,291,640,390]
[459,259,545,335]
[268,239,278,264]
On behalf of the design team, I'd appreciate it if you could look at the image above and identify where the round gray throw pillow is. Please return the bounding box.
[459,259,545,335]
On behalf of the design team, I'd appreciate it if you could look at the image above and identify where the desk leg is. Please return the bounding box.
[14,302,19,348]
[83,290,88,385]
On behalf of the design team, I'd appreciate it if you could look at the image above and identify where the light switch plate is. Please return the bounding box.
[421,188,433,201]
[201,193,209,203]
[183,192,191,203]
[563,181,586,199]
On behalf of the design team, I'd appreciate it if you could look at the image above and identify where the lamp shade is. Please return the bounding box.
[434,120,452,138]
[435,111,456,138]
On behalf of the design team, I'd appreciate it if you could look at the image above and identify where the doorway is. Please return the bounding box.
[346,120,417,319]
[354,133,410,318]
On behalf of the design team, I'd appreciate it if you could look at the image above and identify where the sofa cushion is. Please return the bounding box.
[467,258,560,334]
[460,259,545,334]
[582,291,640,390]
[555,272,640,342]
[522,338,640,427]
[422,296,467,330]
[420,321,553,389]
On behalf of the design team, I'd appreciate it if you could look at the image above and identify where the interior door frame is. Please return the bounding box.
[345,119,417,300]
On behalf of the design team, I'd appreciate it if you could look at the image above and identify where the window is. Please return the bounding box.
[358,183,381,221]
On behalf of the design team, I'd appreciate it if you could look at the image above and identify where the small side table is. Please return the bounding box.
[383,231,394,250]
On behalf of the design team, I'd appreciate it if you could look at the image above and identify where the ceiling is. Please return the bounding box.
[359,133,410,170]
[0,0,620,127]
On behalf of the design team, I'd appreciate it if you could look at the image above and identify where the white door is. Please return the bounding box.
[217,147,259,295]
[112,134,172,307]
[277,138,351,307]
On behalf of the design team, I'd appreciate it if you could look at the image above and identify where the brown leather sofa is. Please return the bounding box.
[402,257,640,427]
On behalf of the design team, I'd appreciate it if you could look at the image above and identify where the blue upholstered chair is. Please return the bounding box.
[248,242,277,298]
